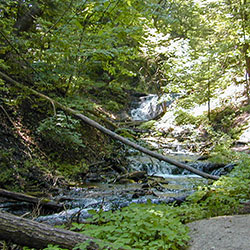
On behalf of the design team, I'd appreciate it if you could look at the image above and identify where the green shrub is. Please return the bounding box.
[209,105,239,133]
[0,150,20,190]
[115,128,137,139]
[72,202,190,250]
[105,100,122,112]
[54,162,88,180]
[37,111,85,151]
[241,104,250,113]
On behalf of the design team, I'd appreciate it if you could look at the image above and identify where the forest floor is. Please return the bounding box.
[187,213,250,250]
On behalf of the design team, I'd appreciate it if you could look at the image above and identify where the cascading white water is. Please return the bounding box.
[129,94,191,177]
[129,93,227,179]
[130,94,162,121]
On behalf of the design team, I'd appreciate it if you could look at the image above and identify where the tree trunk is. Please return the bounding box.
[241,0,250,103]
[0,212,111,249]
[244,44,250,103]
[0,71,219,180]
[0,188,64,212]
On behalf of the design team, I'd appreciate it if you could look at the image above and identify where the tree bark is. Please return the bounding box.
[0,212,108,249]
[243,43,250,103]
[0,188,64,212]
[0,71,219,180]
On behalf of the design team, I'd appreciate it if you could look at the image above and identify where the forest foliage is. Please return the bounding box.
[1,0,250,249]
[1,0,250,148]
[1,0,250,104]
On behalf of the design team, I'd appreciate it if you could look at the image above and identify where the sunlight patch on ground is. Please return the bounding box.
[190,83,246,117]
[239,120,250,144]
[155,83,246,133]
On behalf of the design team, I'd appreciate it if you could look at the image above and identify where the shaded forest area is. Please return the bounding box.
[0,0,250,249]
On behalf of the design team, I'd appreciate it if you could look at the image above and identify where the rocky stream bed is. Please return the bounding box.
[1,93,249,250]
[0,94,238,225]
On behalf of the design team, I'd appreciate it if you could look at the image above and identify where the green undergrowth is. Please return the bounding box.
[38,154,250,250]
[72,203,189,250]
[37,111,86,152]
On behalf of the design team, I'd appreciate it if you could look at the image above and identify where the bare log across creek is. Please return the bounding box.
[0,71,219,180]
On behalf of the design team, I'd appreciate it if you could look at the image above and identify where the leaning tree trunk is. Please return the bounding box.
[0,71,219,180]
[0,212,118,249]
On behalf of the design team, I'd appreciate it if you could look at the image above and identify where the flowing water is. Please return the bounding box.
[130,94,162,121]
[0,94,230,225]
[130,93,179,121]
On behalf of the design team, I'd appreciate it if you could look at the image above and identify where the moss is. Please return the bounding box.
[209,105,239,132]
[0,150,21,190]
[115,128,137,139]
[139,120,156,130]
[54,162,89,181]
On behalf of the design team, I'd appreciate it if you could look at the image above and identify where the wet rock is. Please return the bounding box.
[211,163,235,176]
[171,196,187,206]
[141,183,150,189]
[196,155,209,161]
[84,173,104,183]
[149,181,165,192]
[111,164,127,174]
[189,162,225,173]
[132,189,157,198]
[231,142,250,154]
[116,171,147,183]
[117,111,131,121]
[36,207,92,225]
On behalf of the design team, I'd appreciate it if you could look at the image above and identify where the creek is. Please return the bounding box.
[0,94,232,225]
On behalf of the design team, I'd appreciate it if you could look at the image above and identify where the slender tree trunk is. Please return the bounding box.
[208,80,211,121]
[244,45,250,103]
[13,2,43,33]
[0,71,219,180]
[241,0,250,103]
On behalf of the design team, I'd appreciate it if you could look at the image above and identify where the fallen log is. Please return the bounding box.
[0,188,64,212]
[0,71,219,180]
[0,211,112,249]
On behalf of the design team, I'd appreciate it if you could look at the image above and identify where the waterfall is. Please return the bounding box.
[128,93,230,179]
[130,93,179,121]
[130,94,162,121]
[129,155,197,178]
